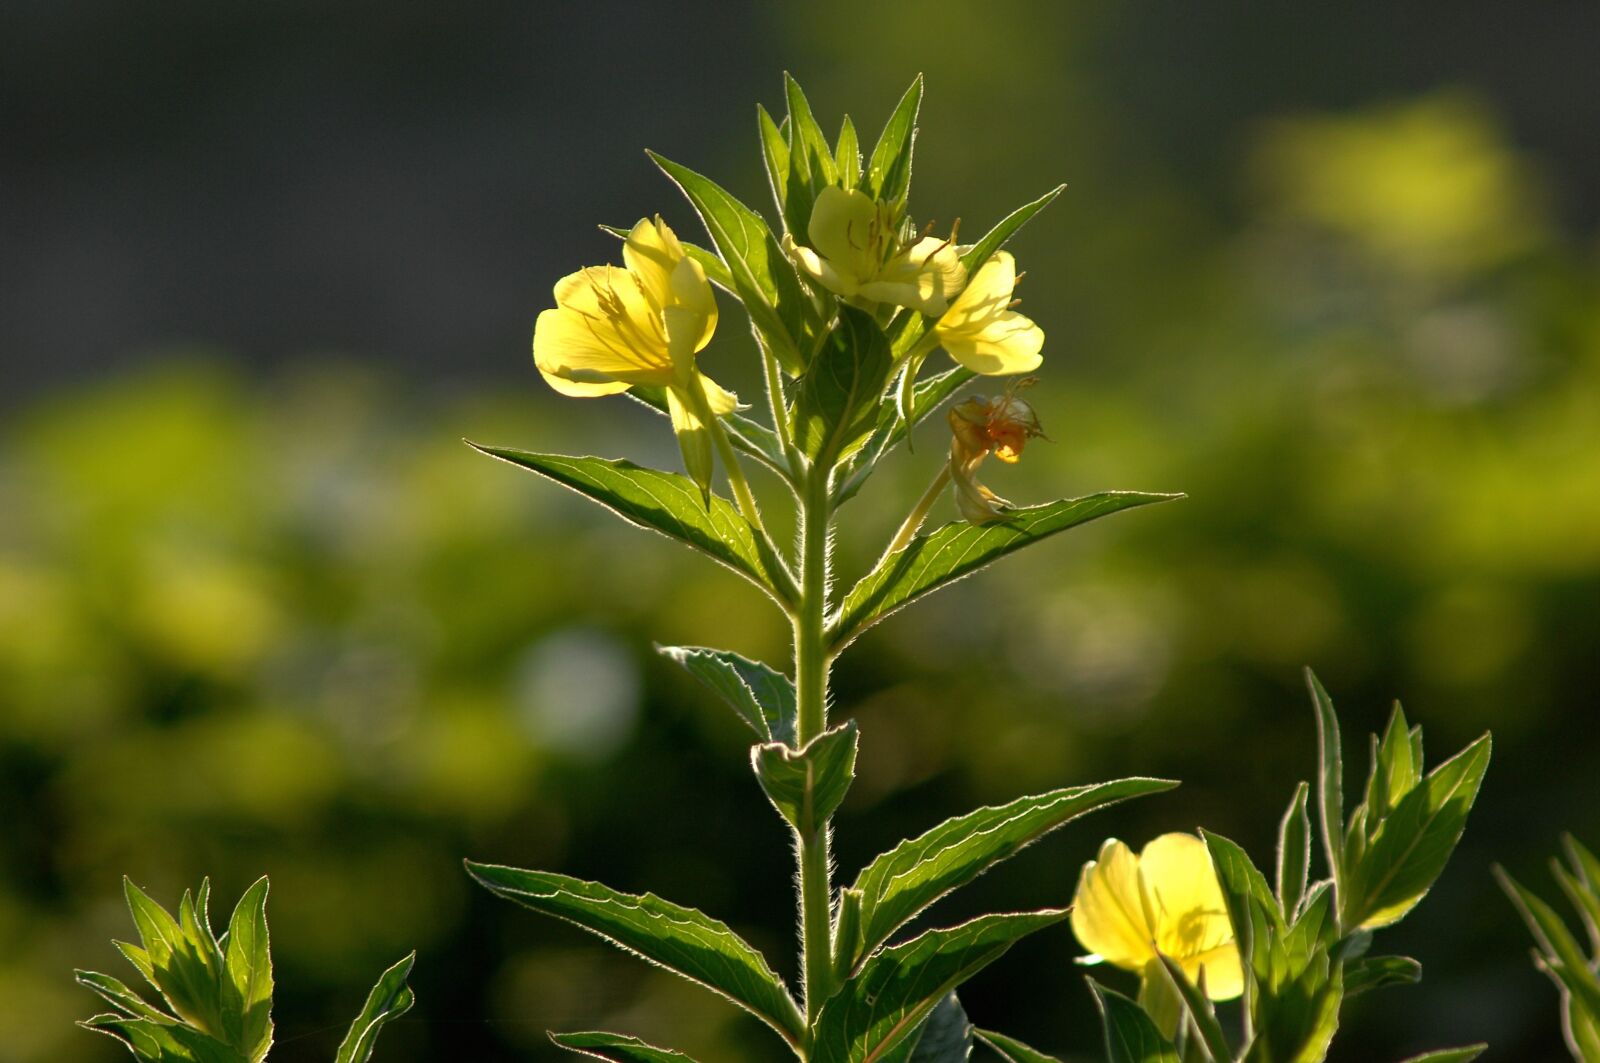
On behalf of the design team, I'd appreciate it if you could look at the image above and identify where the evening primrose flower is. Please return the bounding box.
[782,186,966,314]
[1070,834,1243,1003]
[533,216,737,493]
[929,250,1044,376]
[946,383,1045,524]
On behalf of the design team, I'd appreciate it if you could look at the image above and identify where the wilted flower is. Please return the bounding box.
[532,216,736,493]
[783,186,966,314]
[930,250,1043,375]
[946,383,1045,524]
[1070,834,1243,1002]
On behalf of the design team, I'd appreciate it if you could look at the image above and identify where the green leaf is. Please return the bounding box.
[221,877,272,1062]
[813,911,1067,1063]
[1497,867,1600,1018]
[959,185,1064,272]
[334,952,416,1063]
[1343,733,1491,930]
[1200,829,1281,1006]
[836,115,862,191]
[549,1031,698,1062]
[1153,955,1231,1062]
[1365,703,1419,822]
[1564,988,1600,1062]
[121,879,229,1044]
[75,970,176,1024]
[832,494,1179,648]
[973,1028,1064,1063]
[465,862,804,1045]
[781,72,838,242]
[625,386,791,481]
[792,305,894,465]
[835,365,976,507]
[1277,782,1312,919]
[1565,834,1600,895]
[867,75,922,207]
[656,644,796,744]
[79,1015,243,1063]
[469,447,794,607]
[892,991,973,1063]
[648,150,808,375]
[752,720,858,832]
[757,104,790,219]
[1087,979,1179,1063]
[1305,670,1346,913]
[1343,955,1421,998]
[1394,1047,1487,1063]
[1554,862,1600,957]
[846,778,1177,966]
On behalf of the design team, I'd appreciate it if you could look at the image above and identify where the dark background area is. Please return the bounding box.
[2,2,1598,1060]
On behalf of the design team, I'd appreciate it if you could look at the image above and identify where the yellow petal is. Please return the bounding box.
[670,256,718,351]
[942,251,1017,324]
[622,217,682,310]
[807,186,879,281]
[942,313,1045,375]
[533,307,668,394]
[785,232,859,299]
[865,237,967,314]
[1070,838,1156,971]
[1182,943,1244,1003]
[1137,833,1238,995]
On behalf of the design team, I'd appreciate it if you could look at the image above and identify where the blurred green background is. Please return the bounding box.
[3,3,1598,1060]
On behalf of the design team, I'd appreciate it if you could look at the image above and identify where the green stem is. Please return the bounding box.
[761,343,803,478]
[795,462,836,1039]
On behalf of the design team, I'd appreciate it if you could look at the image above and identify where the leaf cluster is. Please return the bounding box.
[1498,835,1600,1061]
[1081,671,1490,1063]
[78,877,414,1063]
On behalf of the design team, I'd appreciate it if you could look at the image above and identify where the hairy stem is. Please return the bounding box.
[795,462,836,1038]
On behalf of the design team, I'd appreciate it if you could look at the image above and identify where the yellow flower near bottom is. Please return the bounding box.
[1070,833,1243,1001]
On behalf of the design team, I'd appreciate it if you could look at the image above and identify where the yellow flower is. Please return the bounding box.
[1070,834,1244,1002]
[946,384,1045,524]
[930,251,1043,376]
[782,186,966,314]
[533,216,737,492]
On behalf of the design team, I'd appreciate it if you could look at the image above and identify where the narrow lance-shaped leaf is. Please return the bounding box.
[74,970,176,1025]
[1394,1047,1487,1063]
[752,720,857,833]
[1496,867,1600,1018]
[757,104,790,219]
[335,952,416,1063]
[469,447,795,607]
[781,72,838,242]
[831,493,1180,649]
[974,1028,1065,1063]
[960,185,1065,272]
[1306,670,1346,913]
[1342,954,1421,998]
[222,876,273,1062]
[550,1031,699,1062]
[812,911,1067,1063]
[648,150,809,374]
[836,115,862,190]
[867,74,922,206]
[465,863,805,1045]
[845,778,1178,966]
[657,644,796,744]
[1153,955,1232,1063]
[792,305,894,465]
[1343,733,1491,930]
[1087,979,1180,1063]
[1277,782,1312,918]
[79,1014,240,1063]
